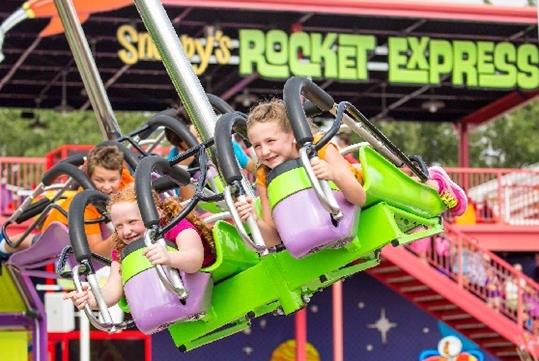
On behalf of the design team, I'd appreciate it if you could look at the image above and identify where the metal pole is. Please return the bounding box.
[53,0,121,140]
[132,0,218,161]
[80,312,90,361]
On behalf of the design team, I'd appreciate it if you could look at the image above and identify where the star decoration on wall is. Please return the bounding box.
[367,308,397,344]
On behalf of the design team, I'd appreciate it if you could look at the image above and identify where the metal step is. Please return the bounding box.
[453,323,487,330]
[440,313,473,321]
[386,275,415,284]
[427,304,458,312]
[401,285,429,292]
[468,332,501,339]
[413,294,443,302]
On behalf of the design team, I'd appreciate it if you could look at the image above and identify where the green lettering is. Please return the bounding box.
[239,29,266,76]
[489,42,517,88]
[263,30,290,78]
[339,34,375,80]
[517,44,539,90]
[408,37,429,70]
[429,40,453,84]
[388,37,427,84]
[338,43,356,80]
[311,33,338,79]
[289,32,320,77]
[452,40,477,87]
[477,41,495,87]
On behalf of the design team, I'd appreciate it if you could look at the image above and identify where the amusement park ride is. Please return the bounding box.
[0,1,537,361]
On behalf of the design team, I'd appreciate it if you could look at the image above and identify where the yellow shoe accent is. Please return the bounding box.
[440,191,457,209]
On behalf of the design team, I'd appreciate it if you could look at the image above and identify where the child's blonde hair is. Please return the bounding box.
[247,98,319,136]
[107,185,214,254]
[247,99,291,133]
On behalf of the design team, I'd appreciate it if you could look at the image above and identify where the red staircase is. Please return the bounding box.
[368,224,539,361]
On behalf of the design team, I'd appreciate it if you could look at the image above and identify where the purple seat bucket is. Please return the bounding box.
[124,268,213,335]
[272,189,359,258]
[9,222,69,269]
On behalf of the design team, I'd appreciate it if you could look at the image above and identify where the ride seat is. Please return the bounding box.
[267,159,360,258]
[8,221,69,269]
[120,238,213,335]
[202,220,259,283]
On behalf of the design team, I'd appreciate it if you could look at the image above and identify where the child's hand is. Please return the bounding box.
[234,197,255,221]
[310,157,335,181]
[144,243,172,266]
[63,283,93,310]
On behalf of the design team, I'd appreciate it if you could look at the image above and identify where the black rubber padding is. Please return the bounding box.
[146,114,198,149]
[283,77,334,146]
[42,162,95,189]
[135,156,190,227]
[214,112,246,185]
[14,198,51,223]
[68,190,109,262]
[207,93,234,115]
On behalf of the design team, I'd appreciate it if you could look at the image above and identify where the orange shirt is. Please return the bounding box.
[41,168,133,235]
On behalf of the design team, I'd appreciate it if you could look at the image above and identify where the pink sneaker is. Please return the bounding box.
[428,166,467,216]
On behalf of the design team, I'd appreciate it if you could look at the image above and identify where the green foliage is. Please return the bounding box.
[0,100,537,169]
[469,100,539,168]
[0,109,150,156]
[371,121,459,166]
[348,99,539,168]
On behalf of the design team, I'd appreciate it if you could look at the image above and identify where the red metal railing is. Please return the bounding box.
[0,157,46,216]
[408,224,539,344]
[445,167,539,225]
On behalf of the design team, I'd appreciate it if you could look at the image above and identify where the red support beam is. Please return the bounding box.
[295,308,307,361]
[460,90,539,127]
[165,0,538,24]
[458,122,469,170]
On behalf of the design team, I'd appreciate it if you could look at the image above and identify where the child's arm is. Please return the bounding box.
[63,261,123,309]
[143,230,205,273]
[99,261,124,306]
[310,145,366,207]
[234,185,282,247]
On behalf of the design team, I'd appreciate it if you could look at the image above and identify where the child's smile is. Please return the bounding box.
[110,201,146,245]
[248,122,298,169]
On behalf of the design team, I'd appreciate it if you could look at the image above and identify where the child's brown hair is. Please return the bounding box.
[86,145,124,177]
[107,185,214,254]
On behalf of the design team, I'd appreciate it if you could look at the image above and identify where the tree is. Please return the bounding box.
[469,100,539,168]
[0,109,150,157]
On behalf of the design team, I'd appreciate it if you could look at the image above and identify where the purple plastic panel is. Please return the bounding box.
[8,222,69,269]
[272,189,359,258]
[123,269,213,335]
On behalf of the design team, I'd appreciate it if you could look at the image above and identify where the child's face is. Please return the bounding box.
[110,201,146,245]
[90,166,122,195]
[248,121,298,169]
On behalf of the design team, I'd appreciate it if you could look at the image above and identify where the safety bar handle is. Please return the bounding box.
[68,190,109,262]
[143,230,188,300]
[134,156,191,227]
[283,76,334,146]
[72,264,131,333]
[299,147,343,221]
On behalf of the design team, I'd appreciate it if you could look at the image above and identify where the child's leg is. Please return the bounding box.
[427,166,467,216]
[0,231,32,260]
